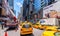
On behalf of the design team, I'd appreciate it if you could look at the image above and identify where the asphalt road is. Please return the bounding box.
[21,28,44,36]
[0,27,20,36]
[33,28,44,36]
[0,27,44,36]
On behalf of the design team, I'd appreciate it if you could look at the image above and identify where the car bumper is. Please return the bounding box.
[20,31,33,35]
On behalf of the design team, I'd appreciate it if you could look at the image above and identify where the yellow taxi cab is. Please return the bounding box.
[42,30,56,36]
[42,24,60,36]
[20,21,24,26]
[20,21,33,35]
[39,25,46,30]
[27,21,33,25]
[38,21,47,30]
[32,21,41,29]
[32,21,46,30]
[45,25,58,31]
[42,28,60,36]
[39,18,59,30]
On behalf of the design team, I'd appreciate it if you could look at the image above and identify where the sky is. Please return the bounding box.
[14,0,51,18]
[14,0,42,18]
[14,0,24,18]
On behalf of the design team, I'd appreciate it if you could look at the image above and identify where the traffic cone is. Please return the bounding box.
[4,32,8,36]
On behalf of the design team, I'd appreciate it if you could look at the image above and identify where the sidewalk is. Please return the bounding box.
[0,27,8,36]
[0,27,20,36]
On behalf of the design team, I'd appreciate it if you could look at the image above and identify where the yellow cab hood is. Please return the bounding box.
[43,31,56,36]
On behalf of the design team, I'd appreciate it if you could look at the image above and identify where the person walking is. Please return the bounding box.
[33,14,38,24]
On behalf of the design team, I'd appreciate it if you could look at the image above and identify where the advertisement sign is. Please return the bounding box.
[43,1,60,18]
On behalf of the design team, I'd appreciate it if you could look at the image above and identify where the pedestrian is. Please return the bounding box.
[15,20,19,32]
[5,20,19,32]
[45,13,50,18]
[33,14,38,24]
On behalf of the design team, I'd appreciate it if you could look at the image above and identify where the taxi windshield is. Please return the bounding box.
[22,24,31,28]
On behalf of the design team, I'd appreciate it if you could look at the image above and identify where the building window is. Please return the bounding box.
[41,4,45,8]
[30,0,33,2]
[41,0,43,1]
[48,2,52,5]
[8,0,13,8]
[0,0,2,3]
[41,2,44,4]
[26,4,29,8]
[0,8,2,16]
[48,0,55,5]
[50,0,54,2]
[0,0,2,6]
[41,5,43,7]
[7,0,8,2]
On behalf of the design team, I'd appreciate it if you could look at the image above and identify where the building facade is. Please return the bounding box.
[48,0,55,5]
[34,0,55,18]
[23,0,34,18]
[34,0,55,13]
[7,0,14,9]
[55,0,60,1]
[0,0,7,17]
[21,0,55,19]
[7,0,16,15]
[0,0,2,16]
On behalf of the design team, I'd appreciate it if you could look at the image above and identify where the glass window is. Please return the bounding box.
[41,0,43,1]
[41,2,44,4]
[22,24,31,28]
[52,0,55,2]
[0,8,2,16]
[0,0,2,3]
[8,0,13,7]
[41,5,44,7]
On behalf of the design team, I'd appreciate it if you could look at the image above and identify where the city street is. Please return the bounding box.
[22,28,44,36]
[0,27,44,36]
[0,0,60,36]
[33,28,44,36]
